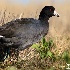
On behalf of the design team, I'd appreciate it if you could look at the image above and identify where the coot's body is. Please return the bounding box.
[0,6,59,61]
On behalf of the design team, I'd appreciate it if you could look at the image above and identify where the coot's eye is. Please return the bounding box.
[50,9,52,11]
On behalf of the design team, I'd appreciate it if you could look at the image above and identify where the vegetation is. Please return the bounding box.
[0,37,69,70]
[31,37,54,58]
[31,37,70,70]
[0,4,70,69]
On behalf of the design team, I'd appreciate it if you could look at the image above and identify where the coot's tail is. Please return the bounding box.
[0,36,19,61]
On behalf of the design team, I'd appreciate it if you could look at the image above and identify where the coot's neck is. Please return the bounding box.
[38,16,49,23]
[38,15,49,22]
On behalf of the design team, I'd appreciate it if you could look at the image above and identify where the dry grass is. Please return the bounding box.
[0,1,70,70]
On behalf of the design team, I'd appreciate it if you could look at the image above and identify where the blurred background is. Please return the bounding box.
[0,1,70,69]
[0,0,70,36]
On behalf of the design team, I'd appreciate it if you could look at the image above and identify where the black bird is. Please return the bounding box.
[0,6,59,61]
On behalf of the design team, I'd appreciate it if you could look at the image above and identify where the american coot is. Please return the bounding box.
[0,6,59,61]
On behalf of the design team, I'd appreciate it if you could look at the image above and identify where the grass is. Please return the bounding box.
[0,36,69,70]
[31,37,54,58]
[0,2,70,70]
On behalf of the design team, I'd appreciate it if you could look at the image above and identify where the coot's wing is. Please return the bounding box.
[0,18,34,37]
[0,25,15,38]
[0,36,20,48]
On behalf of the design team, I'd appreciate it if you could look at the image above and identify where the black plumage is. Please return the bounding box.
[0,6,59,61]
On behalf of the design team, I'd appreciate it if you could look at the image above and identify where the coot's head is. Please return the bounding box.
[39,6,59,20]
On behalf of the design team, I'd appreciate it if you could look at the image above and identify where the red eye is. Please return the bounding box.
[50,9,51,11]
